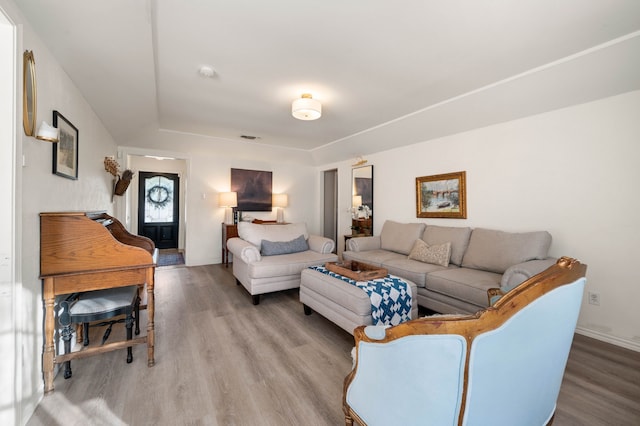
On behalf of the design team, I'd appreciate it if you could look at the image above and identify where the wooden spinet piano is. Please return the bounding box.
[40,211,158,394]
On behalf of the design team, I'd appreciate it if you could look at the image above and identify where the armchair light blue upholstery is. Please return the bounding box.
[343,257,587,426]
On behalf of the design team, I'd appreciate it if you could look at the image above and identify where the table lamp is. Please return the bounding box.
[273,193,289,223]
[218,192,238,225]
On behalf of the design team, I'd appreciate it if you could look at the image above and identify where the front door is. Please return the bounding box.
[138,172,180,249]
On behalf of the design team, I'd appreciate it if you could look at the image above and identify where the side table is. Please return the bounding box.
[222,223,238,266]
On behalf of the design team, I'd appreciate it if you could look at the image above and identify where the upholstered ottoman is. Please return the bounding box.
[299,268,418,335]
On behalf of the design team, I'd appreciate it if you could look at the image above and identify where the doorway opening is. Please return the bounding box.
[323,169,338,254]
[126,154,187,266]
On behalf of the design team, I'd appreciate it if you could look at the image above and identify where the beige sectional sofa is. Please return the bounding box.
[227,222,338,304]
[343,220,555,314]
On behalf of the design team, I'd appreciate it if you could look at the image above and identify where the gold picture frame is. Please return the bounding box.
[416,171,466,219]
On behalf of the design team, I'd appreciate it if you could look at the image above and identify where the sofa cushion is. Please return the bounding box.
[422,225,472,266]
[261,234,309,256]
[343,249,405,267]
[382,257,451,288]
[238,222,309,248]
[426,268,502,308]
[380,221,426,255]
[461,228,552,274]
[408,239,451,267]
[248,250,338,279]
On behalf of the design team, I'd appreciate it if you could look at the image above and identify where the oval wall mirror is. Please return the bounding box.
[23,50,37,136]
[351,165,373,236]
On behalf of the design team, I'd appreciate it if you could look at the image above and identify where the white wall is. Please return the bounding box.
[0,1,121,422]
[326,90,640,351]
[0,6,17,426]
[120,135,320,267]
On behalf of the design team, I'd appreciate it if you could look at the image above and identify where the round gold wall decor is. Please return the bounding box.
[23,50,37,136]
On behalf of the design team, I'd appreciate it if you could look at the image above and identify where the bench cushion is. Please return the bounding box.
[301,269,373,316]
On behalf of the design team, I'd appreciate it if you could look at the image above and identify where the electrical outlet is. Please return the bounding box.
[588,291,600,306]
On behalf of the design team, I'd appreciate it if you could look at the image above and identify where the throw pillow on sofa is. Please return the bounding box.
[238,222,309,247]
[422,225,471,266]
[408,239,451,267]
[261,234,309,256]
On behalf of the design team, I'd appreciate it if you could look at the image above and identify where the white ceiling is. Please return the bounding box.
[15,0,640,156]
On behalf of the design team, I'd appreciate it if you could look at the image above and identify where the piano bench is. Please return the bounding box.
[59,285,140,379]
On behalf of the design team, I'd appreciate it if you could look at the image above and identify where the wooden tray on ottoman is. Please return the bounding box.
[325,261,388,281]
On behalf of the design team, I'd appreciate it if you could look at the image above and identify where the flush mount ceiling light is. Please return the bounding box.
[292,93,321,121]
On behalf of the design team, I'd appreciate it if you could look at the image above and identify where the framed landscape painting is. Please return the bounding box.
[52,110,79,180]
[231,168,272,211]
[416,171,466,219]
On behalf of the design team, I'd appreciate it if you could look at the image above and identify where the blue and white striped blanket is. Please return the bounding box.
[309,265,412,326]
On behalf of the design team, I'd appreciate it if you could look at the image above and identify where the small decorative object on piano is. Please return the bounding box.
[104,157,134,196]
[325,260,388,281]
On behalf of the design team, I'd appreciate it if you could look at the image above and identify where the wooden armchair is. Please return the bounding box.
[343,257,587,426]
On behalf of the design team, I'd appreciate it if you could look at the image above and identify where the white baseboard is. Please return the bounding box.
[575,326,640,352]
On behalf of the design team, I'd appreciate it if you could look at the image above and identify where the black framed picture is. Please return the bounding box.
[231,168,272,211]
[52,110,78,180]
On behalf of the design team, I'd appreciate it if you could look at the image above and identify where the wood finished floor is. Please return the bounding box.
[26,264,640,425]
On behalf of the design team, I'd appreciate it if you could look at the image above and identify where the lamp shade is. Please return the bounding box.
[292,94,321,121]
[36,121,59,142]
[352,195,362,208]
[272,193,288,208]
[218,191,237,208]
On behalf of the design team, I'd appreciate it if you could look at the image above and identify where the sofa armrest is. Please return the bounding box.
[308,235,335,254]
[486,288,505,306]
[226,237,261,263]
[347,235,381,252]
[500,258,557,292]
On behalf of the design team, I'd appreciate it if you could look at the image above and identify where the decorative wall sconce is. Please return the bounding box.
[352,156,367,167]
[218,192,238,225]
[272,193,289,223]
[36,121,59,142]
[22,50,60,143]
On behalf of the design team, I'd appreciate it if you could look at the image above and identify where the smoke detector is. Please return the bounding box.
[198,65,216,78]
